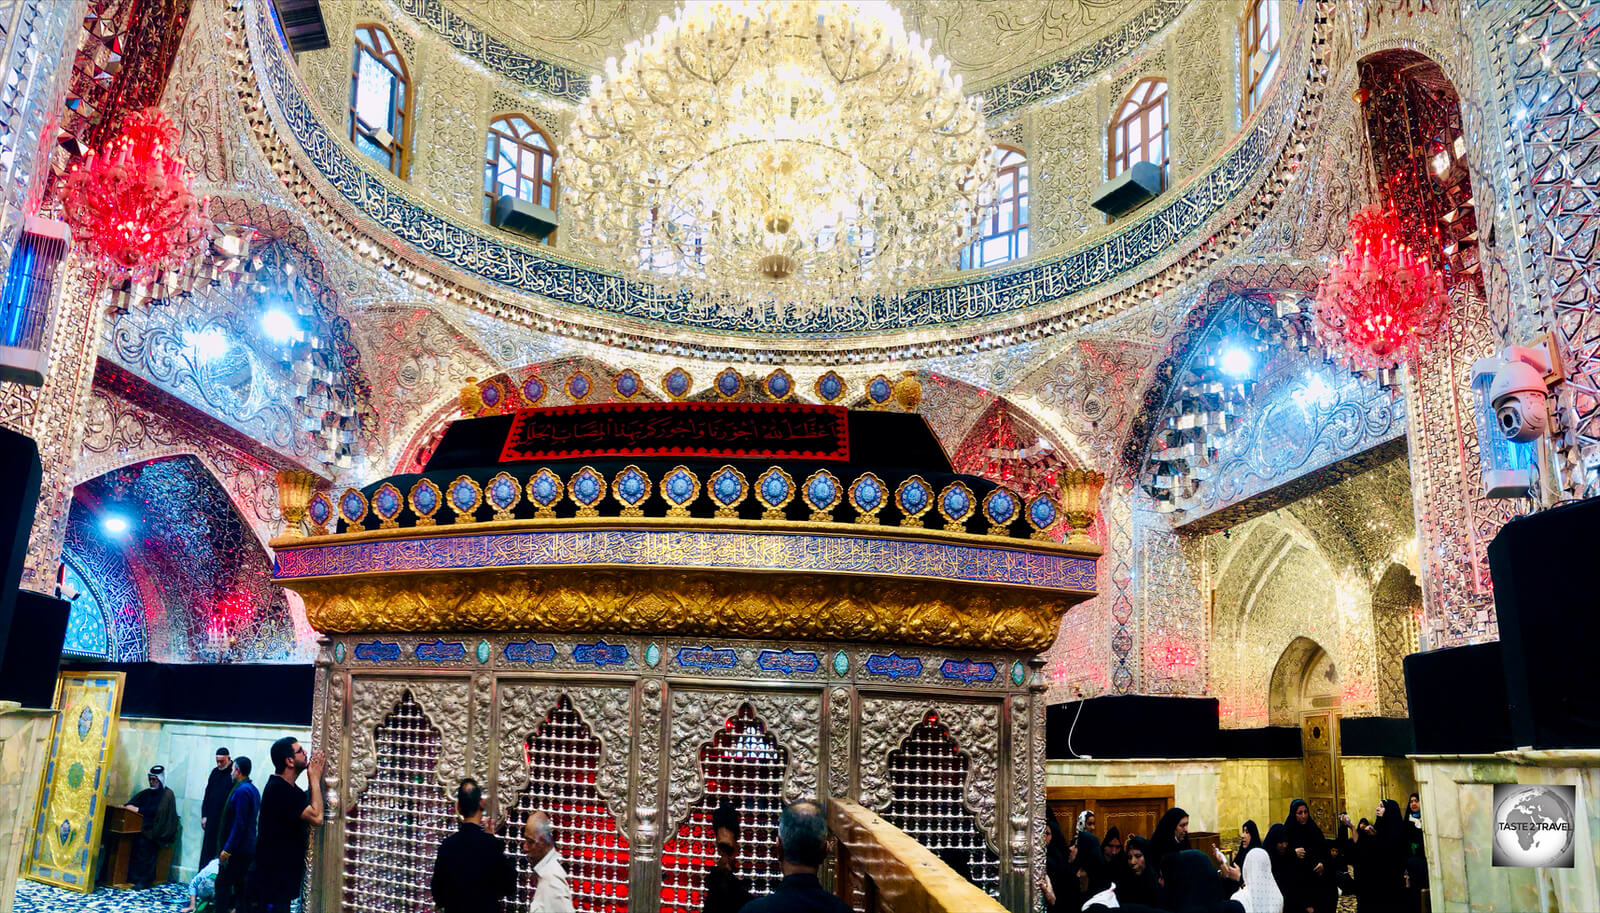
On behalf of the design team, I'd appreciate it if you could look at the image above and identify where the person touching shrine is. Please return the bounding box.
[523,810,575,913]
[200,748,234,869]
[122,764,179,889]
[214,757,257,913]
[246,737,323,912]
[702,800,753,913]
[430,778,516,913]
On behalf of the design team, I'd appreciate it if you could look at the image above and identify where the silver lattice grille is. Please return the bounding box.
[343,691,454,912]
[660,703,787,913]
[883,711,1001,897]
[501,695,630,913]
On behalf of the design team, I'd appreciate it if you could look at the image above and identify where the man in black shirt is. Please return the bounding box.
[703,801,753,913]
[246,736,323,912]
[121,765,179,889]
[430,778,516,913]
[200,747,234,869]
[742,800,852,913]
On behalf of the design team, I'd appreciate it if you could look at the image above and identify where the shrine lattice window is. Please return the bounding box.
[659,703,787,913]
[349,24,411,177]
[342,691,454,912]
[881,711,1001,897]
[960,146,1029,270]
[1109,78,1169,188]
[500,695,630,913]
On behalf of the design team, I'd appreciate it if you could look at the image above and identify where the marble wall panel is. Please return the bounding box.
[107,718,311,883]
[0,706,54,913]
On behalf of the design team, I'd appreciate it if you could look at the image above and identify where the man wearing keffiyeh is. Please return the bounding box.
[121,764,179,888]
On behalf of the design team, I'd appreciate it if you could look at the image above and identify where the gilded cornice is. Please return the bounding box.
[285,564,1078,652]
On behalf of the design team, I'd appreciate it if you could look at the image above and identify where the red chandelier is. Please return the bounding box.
[59,107,207,281]
[1312,204,1449,373]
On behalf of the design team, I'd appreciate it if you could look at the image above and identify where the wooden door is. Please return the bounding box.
[1300,711,1341,829]
[1046,785,1173,842]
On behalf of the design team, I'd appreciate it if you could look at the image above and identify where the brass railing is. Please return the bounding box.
[828,797,1008,913]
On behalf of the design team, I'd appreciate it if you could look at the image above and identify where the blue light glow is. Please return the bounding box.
[1219,346,1253,378]
[262,308,298,342]
[182,327,229,362]
[101,516,130,535]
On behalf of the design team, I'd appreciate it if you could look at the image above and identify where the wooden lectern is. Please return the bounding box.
[100,807,173,888]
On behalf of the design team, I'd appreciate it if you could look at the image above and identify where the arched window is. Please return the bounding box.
[484,114,558,233]
[349,24,411,177]
[1109,78,1169,187]
[961,145,1028,269]
[1241,0,1282,117]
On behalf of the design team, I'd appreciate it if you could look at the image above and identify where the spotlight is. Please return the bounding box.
[182,327,228,362]
[102,516,130,535]
[262,308,298,343]
[1219,346,1253,378]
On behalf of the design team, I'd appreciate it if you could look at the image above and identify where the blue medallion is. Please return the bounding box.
[526,469,563,515]
[573,641,629,666]
[833,651,850,675]
[372,484,402,525]
[645,642,661,667]
[521,375,546,405]
[715,367,744,398]
[614,369,641,399]
[676,645,739,671]
[448,477,480,517]
[415,639,467,663]
[307,492,333,529]
[570,467,604,513]
[613,466,650,514]
[339,488,368,526]
[504,641,557,664]
[850,474,885,512]
[1011,661,1027,686]
[661,466,700,514]
[1027,495,1059,531]
[410,479,440,518]
[757,648,820,675]
[76,707,93,741]
[486,472,520,518]
[984,487,1019,528]
[663,367,693,400]
[764,369,793,399]
[815,371,846,403]
[866,375,893,406]
[804,471,840,511]
[864,652,923,679]
[567,371,593,400]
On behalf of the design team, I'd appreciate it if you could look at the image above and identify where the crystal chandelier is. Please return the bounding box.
[560,1,996,324]
[1313,204,1449,374]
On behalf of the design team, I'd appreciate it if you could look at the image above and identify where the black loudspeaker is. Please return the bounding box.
[1404,641,1514,754]
[0,426,43,664]
[1487,497,1600,749]
[0,591,69,708]
[494,194,558,241]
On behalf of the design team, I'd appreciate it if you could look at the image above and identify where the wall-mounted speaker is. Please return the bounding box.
[494,194,558,241]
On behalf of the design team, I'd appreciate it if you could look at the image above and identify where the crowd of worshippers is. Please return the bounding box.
[1045,797,1428,913]
[123,740,325,913]
[430,785,852,913]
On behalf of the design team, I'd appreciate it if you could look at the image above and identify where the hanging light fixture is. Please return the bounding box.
[560,1,996,325]
[59,107,208,283]
[1312,204,1449,379]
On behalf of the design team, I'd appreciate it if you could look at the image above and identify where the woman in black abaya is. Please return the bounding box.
[1282,800,1334,913]
[1343,799,1408,913]
[1149,806,1191,876]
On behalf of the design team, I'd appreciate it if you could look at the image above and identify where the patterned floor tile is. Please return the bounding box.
[14,880,187,911]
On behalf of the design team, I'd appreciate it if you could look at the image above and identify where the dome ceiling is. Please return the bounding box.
[440,0,1165,88]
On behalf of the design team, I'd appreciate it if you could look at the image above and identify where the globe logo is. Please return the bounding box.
[1492,784,1577,867]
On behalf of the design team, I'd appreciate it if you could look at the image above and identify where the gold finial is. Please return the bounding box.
[893,371,923,412]
[1059,469,1106,549]
[459,377,483,416]
[275,469,318,538]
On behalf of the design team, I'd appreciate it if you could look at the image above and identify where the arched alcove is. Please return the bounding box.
[61,455,314,663]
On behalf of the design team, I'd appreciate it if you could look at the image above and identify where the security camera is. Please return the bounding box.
[1489,360,1549,443]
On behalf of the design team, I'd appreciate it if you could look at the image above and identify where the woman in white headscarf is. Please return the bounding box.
[1231,846,1284,913]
